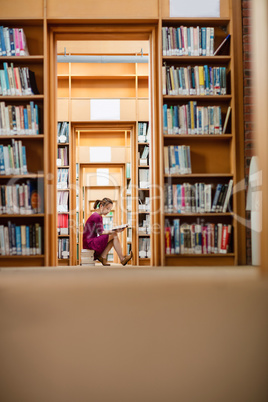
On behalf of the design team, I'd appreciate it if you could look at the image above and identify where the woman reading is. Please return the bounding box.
[83,197,133,266]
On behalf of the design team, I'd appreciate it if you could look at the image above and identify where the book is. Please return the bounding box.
[18,28,29,56]
[216,183,228,212]
[29,70,39,95]
[112,223,128,231]
[213,34,230,56]
[80,249,95,265]
[28,180,43,213]
[222,179,233,213]
[220,224,229,253]
[211,184,222,212]
[165,221,171,254]
[222,106,231,134]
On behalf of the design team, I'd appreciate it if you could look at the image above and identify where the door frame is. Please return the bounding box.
[47,23,161,266]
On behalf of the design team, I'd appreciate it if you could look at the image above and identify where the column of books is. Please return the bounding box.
[162,22,235,265]
[126,161,132,255]
[57,121,70,263]
[138,122,151,264]
[0,22,45,265]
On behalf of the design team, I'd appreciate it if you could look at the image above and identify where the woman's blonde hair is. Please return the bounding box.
[93,197,113,210]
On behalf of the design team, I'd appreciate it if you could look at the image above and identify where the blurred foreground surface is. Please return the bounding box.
[0,266,268,402]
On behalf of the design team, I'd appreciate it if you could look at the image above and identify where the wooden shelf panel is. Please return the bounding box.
[0,56,44,63]
[0,135,44,139]
[162,56,231,62]
[84,185,120,189]
[164,255,235,266]
[70,78,136,98]
[0,255,45,267]
[0,174,44,179]
[0,95,44,100]
[166,253,235,258]
[139,258,151,266]
[163,135,232,140]
[165,213,234,217]
[162,18,230,25]
[164,174,233,178]
[163,95,232,101]
[57,260,71,266]
[0,214,44,218]
[0,254,45,259]
[71,75,137,80]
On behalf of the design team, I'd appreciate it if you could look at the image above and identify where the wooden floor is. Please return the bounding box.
[1,266,268,402]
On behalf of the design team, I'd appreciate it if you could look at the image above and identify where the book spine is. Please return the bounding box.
[3,63,11,95]
[26,225,30,255]
[220,224,229,253]
[14,28,20,56]
[0,26,7,56]
[165,223,171,254]
[3,27,11,56]
[9,28,15,56]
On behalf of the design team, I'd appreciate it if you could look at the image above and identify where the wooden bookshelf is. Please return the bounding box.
[160,10,243,266]
[137,122,151,265]
[57,50,149,266]
[57,63,149,105]
[0,19,46,265]
[56,122,71,265]
[0,0,246,267]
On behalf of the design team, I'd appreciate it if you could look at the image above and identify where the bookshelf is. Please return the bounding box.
[57,57,149,123]
[56,121,71,265]
[102,209,115,262]
[160,18,238,266]
[126,161,132,256]
[0,0,246,267]
[0,20,46,266]
[137,121,151,265]
[57,50,149,266]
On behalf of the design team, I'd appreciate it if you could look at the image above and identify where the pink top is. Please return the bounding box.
[83,212,109,258]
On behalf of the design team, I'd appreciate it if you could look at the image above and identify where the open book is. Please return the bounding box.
[112,224,129,231]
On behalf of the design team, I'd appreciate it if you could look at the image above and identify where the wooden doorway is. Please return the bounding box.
[48,24,160,266]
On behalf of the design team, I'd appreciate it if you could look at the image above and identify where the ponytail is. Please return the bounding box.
[93,199,101,209]
[93,197,113,209]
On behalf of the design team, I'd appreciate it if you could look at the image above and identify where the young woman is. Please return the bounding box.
[83,197,133,266]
